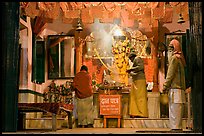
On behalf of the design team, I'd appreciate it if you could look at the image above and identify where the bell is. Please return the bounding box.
[76,19,83,32]
[177,14,185,24]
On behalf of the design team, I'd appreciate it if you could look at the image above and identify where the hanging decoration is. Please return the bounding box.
[147,2,159,9]
[90,2,102,7]
[69,2,84,10]
[59,2,71,12]
[83,2,91,8]
[124,2,139,13]
[103,2,116,12]
[20,2,189,26]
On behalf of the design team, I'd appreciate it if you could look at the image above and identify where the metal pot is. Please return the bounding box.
[160,93,169,105]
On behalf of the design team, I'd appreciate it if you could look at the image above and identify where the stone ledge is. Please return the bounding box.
[24,117,192,129]
[25,118,67,129]
[94,118,191,128]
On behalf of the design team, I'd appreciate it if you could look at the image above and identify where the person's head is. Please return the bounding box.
[167,40,175,62]
[169,39,182,54]
[80,65,88,72]
[128,52,136,62]
[168,39,186,66]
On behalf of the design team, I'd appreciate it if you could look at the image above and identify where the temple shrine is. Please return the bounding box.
[2,2,202,134]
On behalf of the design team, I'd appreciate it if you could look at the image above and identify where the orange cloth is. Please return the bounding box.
[169,39,186,67]
[73,70,93,99]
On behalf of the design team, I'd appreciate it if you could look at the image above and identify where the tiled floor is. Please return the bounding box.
[2,128,200,134]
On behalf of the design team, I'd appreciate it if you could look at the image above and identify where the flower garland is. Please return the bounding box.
[111,38,131,85]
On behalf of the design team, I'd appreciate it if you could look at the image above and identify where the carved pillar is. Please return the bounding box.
[151,20,159,92]
[75,32,83,73]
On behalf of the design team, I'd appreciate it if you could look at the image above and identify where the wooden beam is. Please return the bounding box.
[49,37,66,48]
[36,23,47,37]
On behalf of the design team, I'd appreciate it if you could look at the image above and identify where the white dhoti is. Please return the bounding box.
[169,89,186,129]
[76,96,94,126]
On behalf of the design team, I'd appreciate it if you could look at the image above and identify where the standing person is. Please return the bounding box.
[126,52,148,118]
[72,65,94,128]
[162,39,186,132]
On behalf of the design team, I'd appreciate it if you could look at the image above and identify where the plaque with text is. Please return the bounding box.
[99,95,121,115]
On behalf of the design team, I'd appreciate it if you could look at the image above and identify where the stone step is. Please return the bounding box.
[94,118,192,129]
[24,117,192,129]
[25,118,68,129]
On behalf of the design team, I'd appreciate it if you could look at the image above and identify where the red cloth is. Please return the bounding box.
[73,71,93,99]
[18,103,73,114]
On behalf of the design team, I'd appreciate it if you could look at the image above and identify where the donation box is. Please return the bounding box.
[99,95,121,115]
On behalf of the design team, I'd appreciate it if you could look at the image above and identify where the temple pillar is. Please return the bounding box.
[75,32,83,73]
[151,20,159,92]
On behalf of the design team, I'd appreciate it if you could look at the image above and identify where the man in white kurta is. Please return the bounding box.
[162,39,186,131]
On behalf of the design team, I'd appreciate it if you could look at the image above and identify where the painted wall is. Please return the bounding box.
[19,17,71,98]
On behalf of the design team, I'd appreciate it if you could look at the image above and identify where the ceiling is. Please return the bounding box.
[20,2,189,37]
